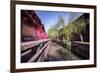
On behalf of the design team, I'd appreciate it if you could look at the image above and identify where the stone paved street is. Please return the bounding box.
[45,41,81,61]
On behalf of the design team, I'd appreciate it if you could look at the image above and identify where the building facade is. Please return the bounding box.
[21,10,48,42]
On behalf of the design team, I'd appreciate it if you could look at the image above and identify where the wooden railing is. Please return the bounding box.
[21,39,51,62]
[71,41,89,59]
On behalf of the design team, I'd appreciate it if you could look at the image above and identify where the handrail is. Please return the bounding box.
[21,39,50,51]
[28,41,50,62]
[37,41,51,62]
[21,49,32,57]
[72,41,89,45]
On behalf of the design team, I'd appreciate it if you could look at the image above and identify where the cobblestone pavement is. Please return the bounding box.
[45,41,81,61]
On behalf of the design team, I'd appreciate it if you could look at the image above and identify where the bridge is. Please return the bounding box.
[21,39,82,63]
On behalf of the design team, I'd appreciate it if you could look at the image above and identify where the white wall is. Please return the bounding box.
[0,0,100,73]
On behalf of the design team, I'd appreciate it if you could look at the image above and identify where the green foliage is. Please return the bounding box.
[48,16,65,39]
[55,16,65,30]
[48,25,59,39]
[48,14,87,42]
[62,15,87,41]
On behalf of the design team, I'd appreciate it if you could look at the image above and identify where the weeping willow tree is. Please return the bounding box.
[63,23,74,41]
[64,13,87,41]
[72,17,86,41]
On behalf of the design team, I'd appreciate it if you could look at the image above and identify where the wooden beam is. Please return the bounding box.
[21,39,50,51]
[28,41,49,62]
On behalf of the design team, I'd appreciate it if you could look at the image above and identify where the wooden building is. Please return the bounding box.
[21,10,48,42]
